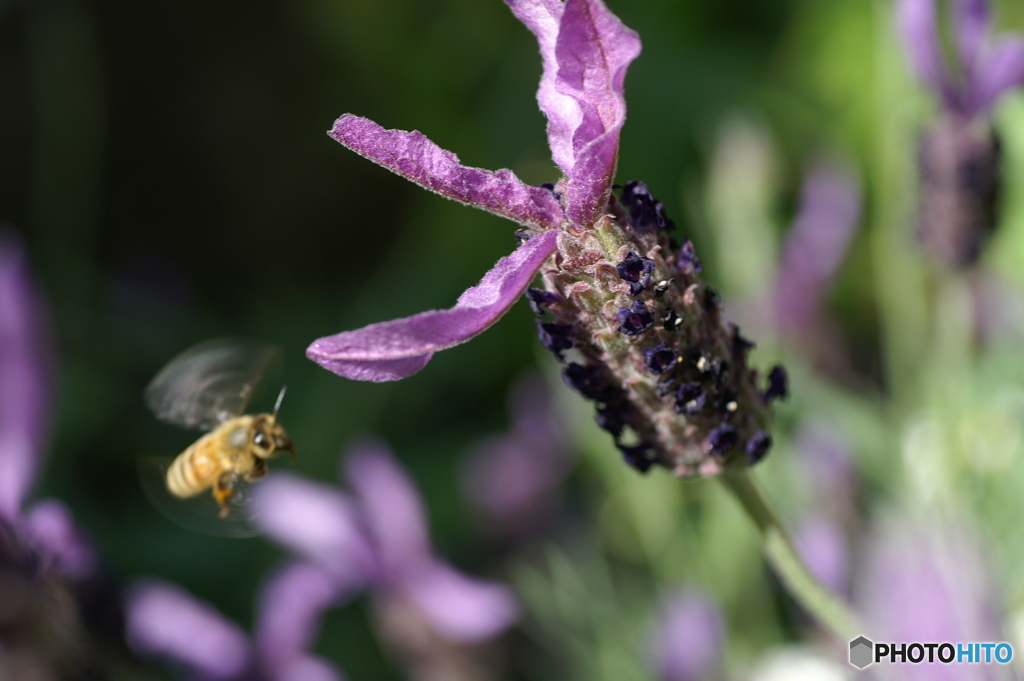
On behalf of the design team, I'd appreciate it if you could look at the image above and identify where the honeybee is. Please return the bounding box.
[141,339,296,534]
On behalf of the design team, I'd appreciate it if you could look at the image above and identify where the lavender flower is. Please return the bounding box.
[126,563,344,681]
[650,589,725,681]
[309,0,779,477]
[0,232,99,677]
[252,440,518,645]
[459,374,571,537]
[0,233,94,576]
[897,0,1024,265]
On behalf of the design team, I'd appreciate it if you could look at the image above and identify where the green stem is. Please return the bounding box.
[719,470,861,640]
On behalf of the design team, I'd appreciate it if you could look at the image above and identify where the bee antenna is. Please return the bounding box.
[273,386,287,419]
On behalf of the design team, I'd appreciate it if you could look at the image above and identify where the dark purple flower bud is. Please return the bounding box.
[729,323,754,355]
[617,301,654,335]
[677,239,702,272]
[535,320,573,360]
[526,287,560,315]
[620,180,675,232]
[708,424,738,456]
[702,287,722,315]
[745,431,772,464]
[656,377,678,398]
[595,405,626,437]
[618,443,654,473]
[653,280,672,297]
[661,307,682,332]
[764,365,788,403]
[690,350,726,384]
[642,342,678,374]
[514,228,534,241]
[616,251,656,296]
[563,363,616,402]
[675,383,706,416]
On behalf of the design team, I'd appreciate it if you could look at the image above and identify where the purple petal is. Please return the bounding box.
[343,441,431,580]
[0,234,52,521]
[307,230,558,382]
[256,561,346,674]
[504,0,574,173]
[21,499,96,579]
[774,160,860,332]
[403,560,518,643]
[252,474,375,586]
[329,115,563,231]
[973,37,1024,113]
[651,590,725,681]
[954,0,990,72]
[124,580,251,680]
[507,0,641,226]
[897,0,959,109]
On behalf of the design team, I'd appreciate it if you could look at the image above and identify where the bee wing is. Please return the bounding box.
[137,456,261,538]
[145,339,280,430]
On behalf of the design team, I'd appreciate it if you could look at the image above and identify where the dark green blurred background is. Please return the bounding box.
[0,0,958,677]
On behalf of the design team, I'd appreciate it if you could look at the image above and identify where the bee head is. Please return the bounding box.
[251,414,296,461]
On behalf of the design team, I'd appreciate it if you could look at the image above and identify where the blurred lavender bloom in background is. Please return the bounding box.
[0,232,94,576]
[0,231,53,523]
[126,563,344,681]
[459,374,572,539]
[856,516,1011,681]
[0,231,99,677]
[897,0,1024,266]
[254,441,517,680]
[650,589,725,681]
[773,161,860,336]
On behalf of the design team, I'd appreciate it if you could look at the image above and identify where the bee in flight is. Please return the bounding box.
[143,339,296,524]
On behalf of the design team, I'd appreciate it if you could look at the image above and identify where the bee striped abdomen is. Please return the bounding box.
[166,433,223,498]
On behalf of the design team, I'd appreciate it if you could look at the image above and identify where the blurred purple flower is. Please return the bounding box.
[856,517,1010,681]
[126,563,345,681]
[0,232,95,579]
[0,233,52,522]
[650,589,725,681]
[897,0,1011,266]
[459,374,572,537]
[773,161,860,335]
[308,0,639,383]
[253,440,518,644]
[898,0,1024,117]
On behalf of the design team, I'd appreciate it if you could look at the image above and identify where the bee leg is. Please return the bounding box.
[213,471,239,519]
[243,458,267,483]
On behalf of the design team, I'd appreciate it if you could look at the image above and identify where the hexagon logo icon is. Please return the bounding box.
[849,636,874,669]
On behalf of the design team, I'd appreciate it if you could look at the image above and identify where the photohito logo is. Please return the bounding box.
[849,636,1013,670]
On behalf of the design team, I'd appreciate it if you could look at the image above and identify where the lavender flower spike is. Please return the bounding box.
[314,0,781,476]
[897,0,1024,265]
